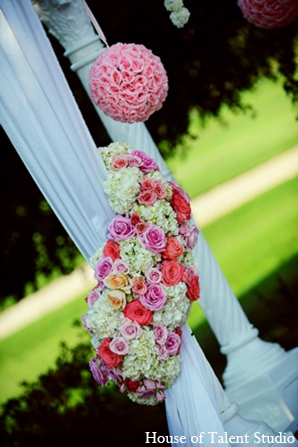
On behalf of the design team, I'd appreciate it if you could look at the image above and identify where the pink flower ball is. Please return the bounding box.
[89,43,169,123]
[238,0,298,29]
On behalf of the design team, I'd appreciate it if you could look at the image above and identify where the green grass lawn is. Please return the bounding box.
[1,177,297,404]
[187,176,298,329]
[167,78,298,198]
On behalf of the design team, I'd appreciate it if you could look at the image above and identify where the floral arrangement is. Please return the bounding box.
[82,142,200,405]
[164,0,190,28]
[89,43,168,123]
[238,0,298,29]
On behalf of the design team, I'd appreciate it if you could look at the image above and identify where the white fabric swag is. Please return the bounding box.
[0,0,233,445]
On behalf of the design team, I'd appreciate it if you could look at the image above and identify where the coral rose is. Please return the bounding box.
[162,236,183,260]
[170,190,191,224]
[124,300,153,326]
[103,240,121,261]
[162,260,184,286]
[97,338,122,368]
[186,274,200,301]
[138,190,157,206]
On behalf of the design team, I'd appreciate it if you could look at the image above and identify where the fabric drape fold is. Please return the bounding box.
[0,0,232,445]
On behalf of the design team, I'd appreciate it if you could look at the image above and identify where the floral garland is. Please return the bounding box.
[82,142,200,405]
[89,43,168,123]
[238,0,298,29]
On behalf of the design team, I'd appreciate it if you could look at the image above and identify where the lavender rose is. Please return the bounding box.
[108,215,136,241]
[145,267,162,284]
[113,258,130,273]
[131,150,158,173]
[140,284,167,311]
[94,257,113,281]
[139,225,167,254]
[165,332,181,355]
[89,357,109,386]
[179,224,199,249]
[153,323,168,345]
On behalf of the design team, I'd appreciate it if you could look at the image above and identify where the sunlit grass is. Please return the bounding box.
[167,78,298,198]
[188,176,298,329]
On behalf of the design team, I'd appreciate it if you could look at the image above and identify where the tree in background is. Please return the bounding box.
[1,0,297,304]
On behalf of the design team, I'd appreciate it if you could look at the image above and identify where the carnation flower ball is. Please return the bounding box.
[238,0,298,29]
[89,43,169,123]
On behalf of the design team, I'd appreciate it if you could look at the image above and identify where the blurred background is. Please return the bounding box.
[0,0,298,445]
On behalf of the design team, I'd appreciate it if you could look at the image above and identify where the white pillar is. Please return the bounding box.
[33,0,298,435]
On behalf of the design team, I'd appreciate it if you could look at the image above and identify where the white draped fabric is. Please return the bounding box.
[0,1,232,445]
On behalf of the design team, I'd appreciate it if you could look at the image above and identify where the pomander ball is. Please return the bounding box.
[89,43,168,123]
[238,0,298,29]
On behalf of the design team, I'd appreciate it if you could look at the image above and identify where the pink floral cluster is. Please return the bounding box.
[83,146,200,405]
[89,43,168,123]
[238,0,298,29]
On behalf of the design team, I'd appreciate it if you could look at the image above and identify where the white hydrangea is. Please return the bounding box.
[153,282,191,331]
[122,328,159,380]
[104,167,142,214]
[119,237,159,275]
[127,393,158,406]
[132,200,178,235]
[164,0,184,12]
[170,7,190,28]
[89,245,104,269]
[180,247,199,270]
[99,141,131,168]
[84,290,124,341]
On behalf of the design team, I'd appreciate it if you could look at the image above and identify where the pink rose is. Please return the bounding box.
[145,267,162,284]
[131,150,158,173]
[165,332,181,355]
[94,257,113,281]
[135,221,148,235]
[128,154,142,167]
[89,357,109,386]
[119,317,142,340]
[140,284,167,311]
[139,225,167,254]
[162,237,184,261]
[140,178,155,191]
[132,277,147,296]
[136,379,156,398]
[162,260,185,286]
[157,344,169,361]
[109,337,129,356]
[138,190,157,206]
[111,154,129,170]
[86,287,101,309]
[179,224,199,249]
[154,181,167,199]
[153,323,168,345]
[108,215,136,241]
[113,258,130,273]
